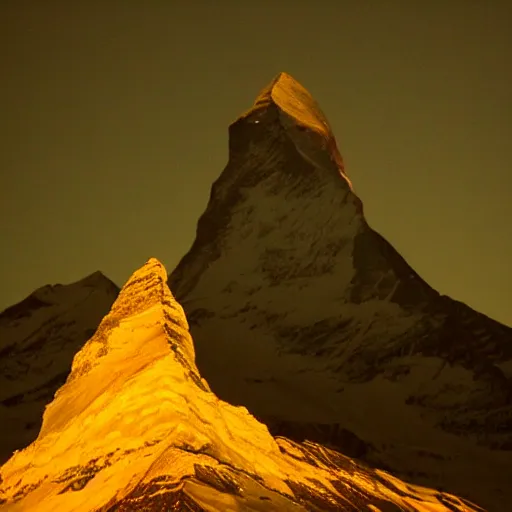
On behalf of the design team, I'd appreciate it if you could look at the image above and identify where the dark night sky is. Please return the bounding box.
[1,2,511,326]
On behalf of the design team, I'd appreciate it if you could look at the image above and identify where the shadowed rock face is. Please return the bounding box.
[0,259,483,511]
[0,271,119,465]
[168,72,512,511]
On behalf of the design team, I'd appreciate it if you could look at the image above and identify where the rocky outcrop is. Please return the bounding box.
[0,259,482,511]
[169,72,512,510]
[0,271,119,465]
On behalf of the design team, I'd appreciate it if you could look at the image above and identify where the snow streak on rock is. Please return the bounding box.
[0,259,482,511]
[169,72,512,511]
[0,271,119,464]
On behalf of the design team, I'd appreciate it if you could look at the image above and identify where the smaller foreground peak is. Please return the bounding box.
[0,262,483,512]
[29,256,204,441]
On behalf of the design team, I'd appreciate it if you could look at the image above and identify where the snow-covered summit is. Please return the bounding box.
[0,258,482,511]
[169,73,512,511]
[238,71,351,191]
[242,72,332,138]
[0,270,119,464]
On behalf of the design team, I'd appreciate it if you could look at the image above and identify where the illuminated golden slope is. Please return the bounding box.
[0,271,118,465]
[243,72,332,137]
[0,259,484,511]
[239,71,350,187]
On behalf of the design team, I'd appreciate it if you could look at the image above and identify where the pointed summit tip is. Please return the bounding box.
[262,71,309,94]
[245,71,332,137]
[269,71,300,88]
[78,270,120,292]
[235,71,351,183]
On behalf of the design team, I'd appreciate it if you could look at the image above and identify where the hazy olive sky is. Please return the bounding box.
[1,2,511,326]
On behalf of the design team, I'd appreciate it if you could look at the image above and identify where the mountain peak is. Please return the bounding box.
[0,260,483,511]
[236,72,349,185]
[251,71,331,133]
[77,270,119,292]
[66,257,203,391]
[169,74,512,511]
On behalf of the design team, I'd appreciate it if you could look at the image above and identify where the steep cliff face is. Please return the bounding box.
[169,72,512,510]
[0,259,483,511]
[0,271,119,464]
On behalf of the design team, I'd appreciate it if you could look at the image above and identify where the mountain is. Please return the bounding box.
[0,271,119,465]
[0,258,483,511]
[168,72,512,511]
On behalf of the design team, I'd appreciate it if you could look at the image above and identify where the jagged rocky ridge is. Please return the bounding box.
[169,72,512,511]
[0,271,119,465]
[0,259,484,511]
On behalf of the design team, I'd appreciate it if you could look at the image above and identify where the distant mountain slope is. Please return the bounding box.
[169,72,512,511]
[0,258,483,512]
[0,271,119,464]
